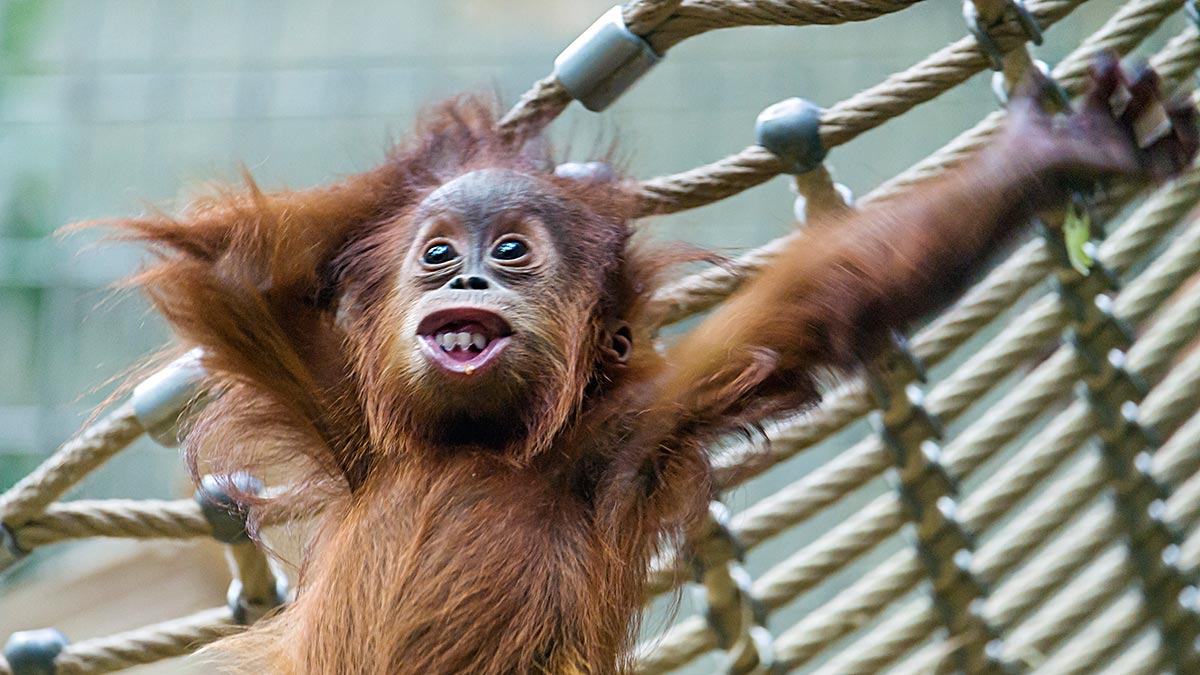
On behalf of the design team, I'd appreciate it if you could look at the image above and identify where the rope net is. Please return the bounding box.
[4,0,1200,673]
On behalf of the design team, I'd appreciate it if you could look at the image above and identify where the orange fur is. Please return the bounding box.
[99,62,1195,674]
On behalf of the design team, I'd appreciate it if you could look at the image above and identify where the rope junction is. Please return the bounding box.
[4,0,1200,672]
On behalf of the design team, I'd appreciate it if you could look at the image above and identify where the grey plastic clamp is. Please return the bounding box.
[755,98,826,175]
[3,628,68,675]
[131,347,208,447]
[195,473,264,544]
[554,161,617,183]
[0,521,27,574]
[992,59,1065,107]
[964,0,1043,71]
[553,5,661,112]
[227,575,289,625]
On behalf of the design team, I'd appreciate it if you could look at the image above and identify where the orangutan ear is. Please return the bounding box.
[603,320,633,365]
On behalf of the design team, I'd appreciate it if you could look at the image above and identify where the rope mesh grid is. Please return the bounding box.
[3,0,1200,673]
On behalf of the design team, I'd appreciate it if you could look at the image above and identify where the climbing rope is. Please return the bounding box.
[4,1,1200,673]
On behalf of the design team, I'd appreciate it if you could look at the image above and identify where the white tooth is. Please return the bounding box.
[471,333,487,350]
[456,332,471,349]
[439,333,454,349]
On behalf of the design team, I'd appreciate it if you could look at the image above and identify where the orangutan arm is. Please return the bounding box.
[650,57,1197,454]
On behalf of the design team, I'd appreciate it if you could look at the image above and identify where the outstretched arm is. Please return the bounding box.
[655,57,1198,448]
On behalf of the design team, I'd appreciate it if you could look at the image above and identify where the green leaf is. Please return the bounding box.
[1064,200,1093,276]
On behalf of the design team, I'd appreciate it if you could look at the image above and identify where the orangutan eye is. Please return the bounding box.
[491,239,529,262]
[422,243,457,265]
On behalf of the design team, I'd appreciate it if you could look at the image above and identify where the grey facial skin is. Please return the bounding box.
[416,169,578,258]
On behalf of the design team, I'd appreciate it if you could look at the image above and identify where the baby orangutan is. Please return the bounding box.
[110,57,1195,674]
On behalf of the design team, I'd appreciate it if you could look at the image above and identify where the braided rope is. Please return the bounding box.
[0,403,143,528]
[1010,553,1138,669]
[642,0,920,52]
[13,500,209,549]
[495,74,572,142]
[979,456,1116,629]
[0,609,239,675]
[54,608,239,675]
[808,598,939,675]
[731,153,1200,490]
[641,162,1200,614]
[1093,631,1164,675]
[1153,408,1200,486]
[1169,470,1200,534]
[1018,461,1200,672]
[871,1,1195,203]
[814,456,1179,673]
[638,206,1200,671]
[497,0,924,138]
[795,302,1200,674]
[649,0,1189,323]
[688,124,1200,504]
[622,0,688,35]
[7,1,1200,673]
[633,0,1090,215]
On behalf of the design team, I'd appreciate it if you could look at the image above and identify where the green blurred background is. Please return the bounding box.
[0,1,1188,672]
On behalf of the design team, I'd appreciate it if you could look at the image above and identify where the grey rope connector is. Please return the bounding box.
[131,348,208,447]
[963,0,1043,72]
[755,98,826,175]
[992,59,1065,106]
[3,628,68,675]
[553,6,661,112]
[196,474,288,624]
[194,473,262,545]
[554,161,617,183]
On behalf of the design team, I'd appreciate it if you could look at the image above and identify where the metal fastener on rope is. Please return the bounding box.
[3,628,68,675]
[963,0,1043,71]
[195,473,263,544]
[0,521,27,574]
[227,576,289,625]
[755,98,826,175]
[131,348,208,447]
[554,161,617,183]
[553,5,661,112]
[993,59,1066,106]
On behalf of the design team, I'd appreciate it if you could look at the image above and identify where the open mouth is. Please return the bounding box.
[416,308,513,375]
